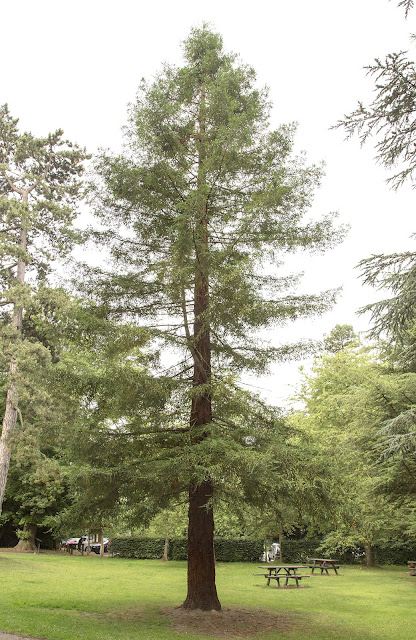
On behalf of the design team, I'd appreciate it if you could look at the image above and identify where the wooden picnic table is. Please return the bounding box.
[308,558,341,575]
[255,564,310,588]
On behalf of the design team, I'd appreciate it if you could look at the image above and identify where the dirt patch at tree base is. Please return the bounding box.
[162,607,296,638]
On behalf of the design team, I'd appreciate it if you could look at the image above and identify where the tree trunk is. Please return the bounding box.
[0,360,19,513]
[161,531,169,562]
[181,79,221,611]
[98,531,104,557]
[182,479,220,610]
[0,198,28,516]
[278,529,284,564]
[14,522,37,552]
[364,543,375,567]
[182,294,221,609]
[264,535,268,561]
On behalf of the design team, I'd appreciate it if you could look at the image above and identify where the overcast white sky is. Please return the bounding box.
[3,0,415,403]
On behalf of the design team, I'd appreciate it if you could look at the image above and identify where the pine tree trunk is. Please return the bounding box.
[14,523,37,552]
[182,80,220,610]
[0,197,28,516]
[182,281,221,609]
[183,478,220,610]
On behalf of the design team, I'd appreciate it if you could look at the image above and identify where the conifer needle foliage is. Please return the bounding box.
[90,25,343,609]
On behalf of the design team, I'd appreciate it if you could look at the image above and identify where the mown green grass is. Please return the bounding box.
[0,553,414,640]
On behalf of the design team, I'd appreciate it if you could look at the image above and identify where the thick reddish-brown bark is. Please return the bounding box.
[182,274,221,610]
[182,478,220,610]
[182,79,221,611]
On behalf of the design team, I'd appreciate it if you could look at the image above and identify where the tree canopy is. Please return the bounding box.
[87,24,343,609]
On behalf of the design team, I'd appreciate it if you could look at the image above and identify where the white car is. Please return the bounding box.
[63,536,109,553]
[90,538,110,554]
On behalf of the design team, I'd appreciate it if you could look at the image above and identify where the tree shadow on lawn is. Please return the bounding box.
[162,607,295,638]
[94,606,297,639]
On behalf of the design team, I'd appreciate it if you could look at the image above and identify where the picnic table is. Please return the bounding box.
[255,565,310,588]
[308,558,341,575]
[408,560,416,576]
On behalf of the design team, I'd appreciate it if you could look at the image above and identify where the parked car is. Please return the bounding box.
[90,538,110,554]
[63,537,80,550]
[63,536,109,553]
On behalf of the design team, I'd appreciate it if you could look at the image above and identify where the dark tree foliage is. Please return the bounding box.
[358,250,416,345]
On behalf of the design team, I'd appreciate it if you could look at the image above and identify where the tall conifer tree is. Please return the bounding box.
[92,26,342,610]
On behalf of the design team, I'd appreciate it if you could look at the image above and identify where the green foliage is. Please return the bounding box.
[85,31,345,595]
[0,103,88,292]
[322,324,359,353]
[110,536,264,562]
[335,51,416,189]
[110,537,166,559]
[335,1,414,187]
[373,542,416,564]
[291,336,407,559]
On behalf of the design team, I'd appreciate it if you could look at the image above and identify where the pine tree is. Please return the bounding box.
[335,2,415,189]
[91,25,342,610]
[0,105,88,514]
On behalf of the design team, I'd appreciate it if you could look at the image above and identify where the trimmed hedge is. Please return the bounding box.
[111,537,263,561]
[110,536,416,565]
[110,537,166,559]
[373,543,416,565]
[168,538,264,562]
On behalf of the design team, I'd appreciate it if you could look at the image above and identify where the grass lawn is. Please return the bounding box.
[0,553,414,640]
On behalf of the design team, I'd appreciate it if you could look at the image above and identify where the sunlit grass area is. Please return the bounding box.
[0,553,415,640]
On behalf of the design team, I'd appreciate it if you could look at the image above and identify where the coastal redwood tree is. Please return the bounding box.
[91,26,342,610]
[0,105,87,514]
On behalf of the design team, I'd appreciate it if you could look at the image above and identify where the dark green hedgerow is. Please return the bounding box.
[109,536,416,564]
[110,537,264,561]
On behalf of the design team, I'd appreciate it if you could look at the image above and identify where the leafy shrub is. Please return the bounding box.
[280,538,322,563]
[110,537,165,559]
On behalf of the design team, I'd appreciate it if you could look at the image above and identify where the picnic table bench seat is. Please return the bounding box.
[253,572,310,587]
[267,574,310,587]
[307,559,341,575]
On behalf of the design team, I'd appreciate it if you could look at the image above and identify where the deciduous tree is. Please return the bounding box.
[0,106,88,514]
